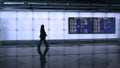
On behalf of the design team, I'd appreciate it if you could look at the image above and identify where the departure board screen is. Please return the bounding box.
[69,17,115,34]
[69,17,93,34]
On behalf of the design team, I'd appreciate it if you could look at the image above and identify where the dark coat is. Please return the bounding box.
[40,28,47,39]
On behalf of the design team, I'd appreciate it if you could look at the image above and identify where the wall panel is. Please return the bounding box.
[0,11,119,40]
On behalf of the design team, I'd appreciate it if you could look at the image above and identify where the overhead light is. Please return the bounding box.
[70,3,89,6]
[48,2,68,5]
[4,2,24,4]
[92,4,109,7]
[30,2,48,5]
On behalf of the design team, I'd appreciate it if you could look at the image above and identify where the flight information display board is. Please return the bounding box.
[69,17,115,34]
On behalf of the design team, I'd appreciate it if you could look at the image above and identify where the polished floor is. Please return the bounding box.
[0,43,120,68]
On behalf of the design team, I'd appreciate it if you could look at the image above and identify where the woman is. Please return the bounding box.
[37,24,49,49]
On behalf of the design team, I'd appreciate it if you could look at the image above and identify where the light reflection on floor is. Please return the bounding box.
[0,43,120,68]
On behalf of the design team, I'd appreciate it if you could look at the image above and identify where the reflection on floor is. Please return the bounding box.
[0,43,120,68]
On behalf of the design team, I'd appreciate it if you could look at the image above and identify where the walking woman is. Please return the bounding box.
[37,24,49,49]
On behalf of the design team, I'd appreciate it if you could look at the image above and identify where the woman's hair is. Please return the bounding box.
[40,24,45,33]
[41,24,44,29]
[40,24,47,38]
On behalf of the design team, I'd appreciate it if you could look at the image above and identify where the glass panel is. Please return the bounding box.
[17,30,32,40]
[17,19,32,30]
[17,12,32,19]
[17,19,32,40]
[0,11,16,19]
[79,34,93,39]
[80,12,93,17]
[0,29,7,40]
[33,12,48,19]
[93,13,107,17]
[49,19,63,39]
[49,12,64,19]
[64,12,79,39]
[33,30,40,40]
[0,11,16,40]
[1,19,16,31]
[33,19,48,40]
[7,30,16,40]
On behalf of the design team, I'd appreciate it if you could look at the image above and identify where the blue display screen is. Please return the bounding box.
[69,17,115,34]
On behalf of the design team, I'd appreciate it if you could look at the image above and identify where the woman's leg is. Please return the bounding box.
[43,39,49,48]
[37,39,42,49]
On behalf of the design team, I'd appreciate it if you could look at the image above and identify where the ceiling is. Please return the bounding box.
[3,0,120,3]
[0,0,120,12]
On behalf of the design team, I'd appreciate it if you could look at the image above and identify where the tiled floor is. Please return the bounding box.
[0,43,120,68]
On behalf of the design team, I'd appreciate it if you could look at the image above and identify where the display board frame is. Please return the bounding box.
[68,17,115,34]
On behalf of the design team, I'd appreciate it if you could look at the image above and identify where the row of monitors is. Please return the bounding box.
[69,17,115,34]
